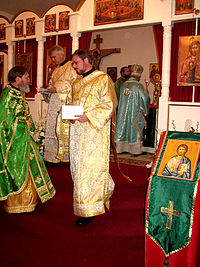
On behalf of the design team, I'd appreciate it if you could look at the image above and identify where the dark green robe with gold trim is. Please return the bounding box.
[0,86,56,202]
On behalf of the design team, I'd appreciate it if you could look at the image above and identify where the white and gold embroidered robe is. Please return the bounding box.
[70,70,118,217]
[44,61,77,163]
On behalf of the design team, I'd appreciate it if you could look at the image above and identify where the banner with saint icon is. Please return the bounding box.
[146,131,200,257]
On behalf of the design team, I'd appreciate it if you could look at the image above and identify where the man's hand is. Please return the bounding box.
[29,120,33,128]
[47,86,57,93]
[74,113,89,123]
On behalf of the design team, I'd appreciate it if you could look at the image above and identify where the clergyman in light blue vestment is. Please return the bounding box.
[114,64,150,155]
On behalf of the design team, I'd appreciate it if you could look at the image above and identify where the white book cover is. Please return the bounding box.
[62,105,84,120]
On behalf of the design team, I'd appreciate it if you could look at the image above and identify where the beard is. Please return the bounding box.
[124,74,130,80]
[19,83,30,93]
[75,68,84,75]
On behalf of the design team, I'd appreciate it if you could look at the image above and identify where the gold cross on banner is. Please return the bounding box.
[161,200,179,229]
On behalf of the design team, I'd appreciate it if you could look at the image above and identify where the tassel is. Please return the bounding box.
[163,256,169,267]
[111,112,132,182]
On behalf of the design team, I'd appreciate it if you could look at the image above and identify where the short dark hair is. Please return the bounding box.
[72,49,93,65]
[120,66,128,75]
[8,66,28,83]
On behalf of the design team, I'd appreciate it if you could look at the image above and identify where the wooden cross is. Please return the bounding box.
[93,34,102,50]
[90,34,121,70]
[161,201,179,229]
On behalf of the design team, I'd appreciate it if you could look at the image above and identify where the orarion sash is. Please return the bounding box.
[146,131,200,256]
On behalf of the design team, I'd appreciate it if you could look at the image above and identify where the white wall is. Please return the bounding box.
[89,26,157,102]
[168,103,200,132]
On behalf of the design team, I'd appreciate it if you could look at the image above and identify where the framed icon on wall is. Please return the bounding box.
[26,18,35,36]
[94,0,144,26]
[45,14,56,33]
[107,67,117,82]
[0,24,5,40]
[177,35,200,86]
[15,20,23,38]
[59,11,69,31]
[175,0,194,15]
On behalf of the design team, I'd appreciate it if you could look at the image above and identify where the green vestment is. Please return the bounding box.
[0,86,56,202]
[114,76,127,101]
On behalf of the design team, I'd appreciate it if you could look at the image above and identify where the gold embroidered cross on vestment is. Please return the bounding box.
[161,200,179,229]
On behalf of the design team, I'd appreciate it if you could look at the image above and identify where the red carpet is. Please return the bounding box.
[0,162,186,266]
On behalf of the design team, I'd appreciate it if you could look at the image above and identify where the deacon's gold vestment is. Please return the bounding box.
[44,60,77,163]
[70,70,117,217]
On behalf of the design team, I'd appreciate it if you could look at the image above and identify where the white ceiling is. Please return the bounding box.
[0,0,83,17]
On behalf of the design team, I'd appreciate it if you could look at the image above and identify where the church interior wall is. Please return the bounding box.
[0,0,200,135]
[89,26,157,103]
[0,17,9,26]
[12,11,40,22]
[0,12,12,22]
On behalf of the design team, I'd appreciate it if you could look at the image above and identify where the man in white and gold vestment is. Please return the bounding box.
[44,45,77,164]
[70,49,118,226]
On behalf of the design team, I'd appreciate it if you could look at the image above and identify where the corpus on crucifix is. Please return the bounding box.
[90,34,121,70]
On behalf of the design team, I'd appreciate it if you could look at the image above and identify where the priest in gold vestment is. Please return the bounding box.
[70,50,118,226]
[0,66,55,213]
[43,45,77,163]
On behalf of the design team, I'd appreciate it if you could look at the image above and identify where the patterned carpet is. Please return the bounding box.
[110,152,155,167]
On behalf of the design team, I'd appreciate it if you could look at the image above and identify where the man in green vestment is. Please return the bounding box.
[114,66,131,101]
[0,66,56,213]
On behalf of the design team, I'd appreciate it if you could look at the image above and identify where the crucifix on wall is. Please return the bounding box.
[90,34,121,70]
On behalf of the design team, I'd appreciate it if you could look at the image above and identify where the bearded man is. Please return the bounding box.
[70,49,118,226]
[114,64,150,156]
[114,66,131,101]
[0,66,55,213]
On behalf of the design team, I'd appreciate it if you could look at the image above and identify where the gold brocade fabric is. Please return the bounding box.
[5,172,38,213]
[56,113,70,160]
[44,61,77,163]
[70,70,118,217]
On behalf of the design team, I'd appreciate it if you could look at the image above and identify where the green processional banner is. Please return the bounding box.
[146,131,200,256]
